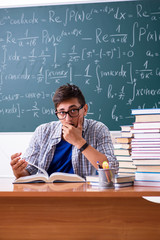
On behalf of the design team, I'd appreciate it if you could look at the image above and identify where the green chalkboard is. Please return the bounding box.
[0,0,160,132]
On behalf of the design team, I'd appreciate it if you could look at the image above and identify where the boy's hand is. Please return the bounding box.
[62,117,85,148]
[10,152,28,178]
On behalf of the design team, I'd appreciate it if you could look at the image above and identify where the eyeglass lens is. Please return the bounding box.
[57,109,82,119]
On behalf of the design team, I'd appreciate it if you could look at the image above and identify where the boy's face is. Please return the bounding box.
[56,98,88,127]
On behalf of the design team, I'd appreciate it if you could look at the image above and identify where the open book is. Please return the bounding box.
[13,162,85,184]
[13,182,84,191]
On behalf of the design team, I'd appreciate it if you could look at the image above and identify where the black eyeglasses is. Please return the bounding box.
[55,105,84,120]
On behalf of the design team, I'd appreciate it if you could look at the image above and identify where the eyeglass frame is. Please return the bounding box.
[55,105,84,120]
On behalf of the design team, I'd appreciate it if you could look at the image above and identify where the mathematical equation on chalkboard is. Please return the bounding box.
[0,1,160,131]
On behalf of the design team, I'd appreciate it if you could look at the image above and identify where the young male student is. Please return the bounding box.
[10,84,118,179]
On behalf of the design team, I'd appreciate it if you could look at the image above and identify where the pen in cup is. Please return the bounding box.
[97,161,102,169]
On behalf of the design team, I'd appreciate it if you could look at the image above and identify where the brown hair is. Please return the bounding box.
[53,83,86,109]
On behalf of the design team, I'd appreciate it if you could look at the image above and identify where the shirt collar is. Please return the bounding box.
[51,121,62,140]
[82,118,88,137]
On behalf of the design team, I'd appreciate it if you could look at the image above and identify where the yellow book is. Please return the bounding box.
[116,137,132,144]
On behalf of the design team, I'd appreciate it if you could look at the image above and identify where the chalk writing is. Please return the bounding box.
[0,0,160,131]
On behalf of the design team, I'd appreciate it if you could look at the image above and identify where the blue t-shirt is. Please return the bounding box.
[47,139,74,175]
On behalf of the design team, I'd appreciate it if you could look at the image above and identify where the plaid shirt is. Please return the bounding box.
[25,118,119,178]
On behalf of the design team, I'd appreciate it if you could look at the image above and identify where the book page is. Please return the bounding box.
[14,173,49,183]
[50,172,85,182]
[26,161,48,177]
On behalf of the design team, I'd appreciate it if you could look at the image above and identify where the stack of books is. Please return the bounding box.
[114,125,136,176]
[86,174,135,188]
[131,108,160,187]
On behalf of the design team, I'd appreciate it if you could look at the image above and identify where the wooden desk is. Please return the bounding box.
[0,177,160,240]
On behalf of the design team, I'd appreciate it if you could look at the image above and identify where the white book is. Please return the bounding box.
[131,108,160,115]
[132,151,160,154]
[131,129,160,133]
[121,132,133,138]
[116,155,132,161]
[132,143,160,147]
[118,169,136,174]
[114,143,131,149]
[118,161,136,169]
[133,122,160,129]
[132,147,160,151]
[135,172,160,181]
[134,133,160,139]
[132,155,160,159]
[132,138,160,142]
[133,159,160,165]
[134,180,160,187]
[120,125,133,132]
